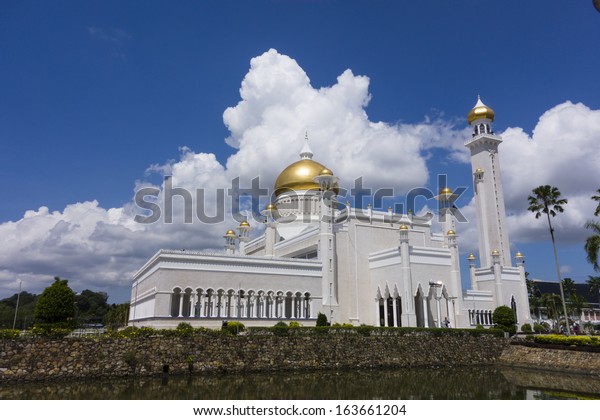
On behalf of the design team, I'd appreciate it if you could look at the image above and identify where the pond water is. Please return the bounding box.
[1,366,599,400]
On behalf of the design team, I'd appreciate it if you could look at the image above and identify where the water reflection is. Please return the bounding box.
[1,366,599,400]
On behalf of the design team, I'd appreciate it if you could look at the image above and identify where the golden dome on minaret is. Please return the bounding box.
[467,96,495,124]
[274,136,337,197]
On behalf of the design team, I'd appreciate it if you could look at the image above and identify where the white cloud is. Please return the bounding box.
[1,49,598,300]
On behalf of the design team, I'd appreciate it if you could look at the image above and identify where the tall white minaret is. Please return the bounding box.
[465,97,512,268]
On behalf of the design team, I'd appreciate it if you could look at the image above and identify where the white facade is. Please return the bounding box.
[129,99,532,329]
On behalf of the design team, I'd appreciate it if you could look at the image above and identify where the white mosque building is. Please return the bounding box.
[129,98,531,329]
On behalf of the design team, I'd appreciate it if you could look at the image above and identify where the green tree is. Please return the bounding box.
[587,275,600,304]
[34,277,76,325]
[316,312,328,327]
[584,221,600,272]
[75,289,110,325]
[527,185,570,335]
[104,303,130,329]
[540,293,562,329]
[592,188,600,217]
[567,294,587,318]
[561,278,576,298]
[492,305,516,334]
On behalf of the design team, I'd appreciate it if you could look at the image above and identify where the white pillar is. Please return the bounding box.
[178,293,184,317]
[190,292,196,317]
[392,297,398,327]
[435,297,442,328]
[422,296,430,328]
[291,297,296,319]
[383,297,388,327]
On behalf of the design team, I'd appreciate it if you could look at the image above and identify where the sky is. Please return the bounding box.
[1,1,600,303]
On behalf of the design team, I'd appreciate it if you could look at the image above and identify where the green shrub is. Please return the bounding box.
[0,329,21,339]
[31,322,75,338]
[475,324,484,330]
[492,306,516,334]
[533,323,546,334]
[521,323,533,333]
[316,312,328,327]
[288,321,301,328]
[534,334,600,347]
[222,321,245,335]
[176,322,194,336]
[274,321,288,327]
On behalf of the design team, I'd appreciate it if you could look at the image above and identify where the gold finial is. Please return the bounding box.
[447,229,456,236]
[399,224,409,230]
[467,253,476,261]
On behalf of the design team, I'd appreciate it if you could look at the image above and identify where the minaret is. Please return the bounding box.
[465,97,512,267]
[314,167,339,320]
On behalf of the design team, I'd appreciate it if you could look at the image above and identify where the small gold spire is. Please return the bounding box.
[399,224,409,230]
[447,229,456,236]
[467,253,476,260]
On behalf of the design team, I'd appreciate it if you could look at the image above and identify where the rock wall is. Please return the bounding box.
[499,344,600,375]
[0,333,507,383]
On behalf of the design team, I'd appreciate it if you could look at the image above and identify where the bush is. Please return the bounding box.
[492,306,516,334]
[274,321,288,327]
[316,312,328,327]
[34,277,76,325]
[533,323,546,334]
[288,321,301,328]
[0,329,21,339]
[222,321,245,335]
[176,322,194,335]
[534,334,600,347]
[31,323,74,338]
[475,324,484,330]
[521,323,533,333]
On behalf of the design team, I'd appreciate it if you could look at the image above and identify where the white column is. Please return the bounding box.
[375,298,381,326]
[178,293,184,317]
[392,297,398,327]
[291,297,296,319]
[383,297,388,327]
[435,297,442,328]
[422,296,429,328]
[190,292,197,317]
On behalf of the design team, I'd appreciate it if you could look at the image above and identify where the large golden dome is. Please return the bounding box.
[467,96,495,124]
[274,159,331,197]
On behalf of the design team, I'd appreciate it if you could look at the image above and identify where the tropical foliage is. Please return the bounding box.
[527,185,570,334]
[584,221,600,272]
[34,277,76,326]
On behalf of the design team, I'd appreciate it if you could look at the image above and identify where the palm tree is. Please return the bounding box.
[588,275,600,304]
[584,221,600,272]
[592,188,600,217]
[527,185,570,335]
[561,278,576,298]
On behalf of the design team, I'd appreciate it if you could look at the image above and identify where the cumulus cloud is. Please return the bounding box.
[1,49,598,299]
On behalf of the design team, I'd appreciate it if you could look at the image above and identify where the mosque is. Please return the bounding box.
[129,98,532,329]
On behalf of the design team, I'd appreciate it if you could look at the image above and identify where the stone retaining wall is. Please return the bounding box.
[0,333,507,383]
[499,344,600,375]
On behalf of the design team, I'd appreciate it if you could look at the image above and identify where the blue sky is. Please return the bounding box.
[1,1,600,303]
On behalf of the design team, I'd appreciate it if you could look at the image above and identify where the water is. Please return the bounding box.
[1,366,599,400]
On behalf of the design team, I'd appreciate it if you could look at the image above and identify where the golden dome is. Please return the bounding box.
[467,253,476,260]
[239,221,250,228]
[265,203,277,211]
[224,229,237,237]
[440,187,453,195]
[399,224,409,230]
[447,229,456,236]
[467,97,495,124]
[515,251,524,258]
[274,159,336,197]
[491,249,500,256]
[319,168,333,176]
